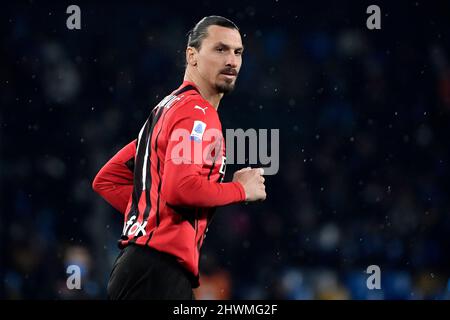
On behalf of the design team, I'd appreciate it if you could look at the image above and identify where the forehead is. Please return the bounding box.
[202,25,242,48]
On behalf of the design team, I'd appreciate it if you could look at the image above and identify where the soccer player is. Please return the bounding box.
[92,16,266,300]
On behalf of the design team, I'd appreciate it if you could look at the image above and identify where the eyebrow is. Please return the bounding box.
[215,41,244,52]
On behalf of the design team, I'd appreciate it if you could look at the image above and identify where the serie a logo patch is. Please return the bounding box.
[190,120,207,143]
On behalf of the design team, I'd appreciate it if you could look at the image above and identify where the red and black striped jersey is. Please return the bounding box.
[93,81,246,287]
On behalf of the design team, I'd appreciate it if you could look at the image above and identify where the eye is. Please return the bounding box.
[235,50,242,56]
[216,47,224,53]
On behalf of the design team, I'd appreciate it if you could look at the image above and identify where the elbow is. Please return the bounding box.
[162,178,213,208]
[161,178,195,207]
[165,192,200,208]
[162,184,185,207]
[92,173,103,194]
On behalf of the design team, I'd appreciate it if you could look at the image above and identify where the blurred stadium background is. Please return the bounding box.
[1,0,450,299]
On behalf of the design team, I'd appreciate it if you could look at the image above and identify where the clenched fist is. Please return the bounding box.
[232,167,266,202]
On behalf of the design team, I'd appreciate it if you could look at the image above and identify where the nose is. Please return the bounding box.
[225,52,238,68]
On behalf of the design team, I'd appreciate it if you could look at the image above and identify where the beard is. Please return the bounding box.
[215,78,237,95]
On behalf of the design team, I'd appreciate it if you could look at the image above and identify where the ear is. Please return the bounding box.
[186,47,198,66]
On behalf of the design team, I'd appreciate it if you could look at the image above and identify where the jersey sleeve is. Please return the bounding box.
[92,140,136,214]
[161,99,246,208]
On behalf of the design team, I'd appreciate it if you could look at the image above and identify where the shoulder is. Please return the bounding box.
[169,95,220,127]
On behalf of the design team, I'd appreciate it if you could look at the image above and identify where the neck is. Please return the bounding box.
[184,69,223,110]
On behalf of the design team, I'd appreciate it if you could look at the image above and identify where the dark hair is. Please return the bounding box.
[187,16,239,50]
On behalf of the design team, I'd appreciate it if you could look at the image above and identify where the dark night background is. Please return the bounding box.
[1,0,450,299]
